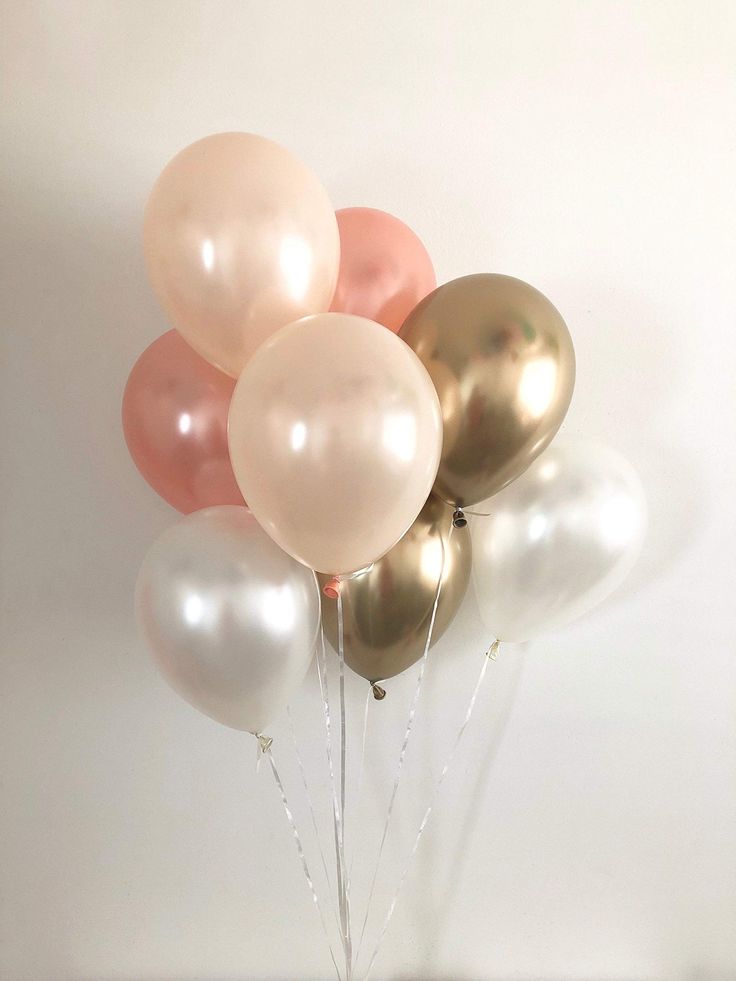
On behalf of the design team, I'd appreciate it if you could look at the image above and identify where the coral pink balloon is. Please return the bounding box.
[122,330,244,513]
[143,132,340,377]
[329,207,436,332]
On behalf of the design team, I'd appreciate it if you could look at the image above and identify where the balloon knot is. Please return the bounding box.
[255,733,273,754]
[452,507,467,528]
[486,640,500,660]
[322,576,341,599]
[371,682,387,701]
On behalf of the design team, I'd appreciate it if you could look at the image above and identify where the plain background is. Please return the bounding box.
[2,2,735,979]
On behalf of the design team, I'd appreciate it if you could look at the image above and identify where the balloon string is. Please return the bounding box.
[362,642,498,981]
[317,626,351,975]
[336,591,354,978]
[264,742,343,981]
[349,688,372,881]
[354,521,452,971]
[286,704,342,937]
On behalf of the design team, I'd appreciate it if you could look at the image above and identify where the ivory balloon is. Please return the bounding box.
[228,313,443,575]
[400,274,576,507]
[122,330,244,513]
[471,441,647,642]
[143,133,340,377]
[318,495,471,683]
[135,506,320,733]
[329,207,436,332]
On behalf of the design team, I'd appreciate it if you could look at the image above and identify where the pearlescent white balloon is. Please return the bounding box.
[135,506,320,732]
[471,440,646,642]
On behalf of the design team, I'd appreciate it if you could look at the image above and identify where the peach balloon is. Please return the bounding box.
[228,313,443,575]
[329,207,436,332]
[143,133,340,377]
[122,330,244,513]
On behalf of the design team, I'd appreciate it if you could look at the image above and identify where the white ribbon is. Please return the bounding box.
[317,626,352,977]
[336,592,354,978]
[354,520,453,970]
[362,643,498,980]
[286,704,342,937]
[263,740,343,981]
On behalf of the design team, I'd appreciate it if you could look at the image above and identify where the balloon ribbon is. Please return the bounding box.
[354,521,453,969]
[261,738,343,980]
[316,626,352,977]
[362,643,498,979]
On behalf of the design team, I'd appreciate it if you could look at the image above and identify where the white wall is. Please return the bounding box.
[2,2,735,979]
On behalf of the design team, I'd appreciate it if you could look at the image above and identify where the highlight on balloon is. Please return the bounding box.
[123,131,647,981]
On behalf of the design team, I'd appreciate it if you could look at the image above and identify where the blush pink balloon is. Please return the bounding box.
[329,207,436,333]
[122,330,244,513]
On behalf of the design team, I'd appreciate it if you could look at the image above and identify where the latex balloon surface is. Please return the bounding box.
[400,274,576,506]
[135,506,320,733]
[143,132,340,377]
[329,207,436,332]
[471,441,646,642]
[228,313,443,575]
[318,495,471,683]
[122,330,244,513]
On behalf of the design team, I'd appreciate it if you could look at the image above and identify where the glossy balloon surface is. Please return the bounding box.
[228,313,443,575]
[472,441,646,642]
[122,330,243,513]
[318,495,471,682]
[330,207,435,332]
[135,506,320,732]
[143,133,340,377]
[400,274,575,506]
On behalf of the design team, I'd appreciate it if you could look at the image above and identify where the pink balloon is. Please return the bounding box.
[122,330,244,513]
[329,207,436,332]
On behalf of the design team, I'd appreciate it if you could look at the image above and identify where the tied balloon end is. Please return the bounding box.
[452,507,467,529]
[254,732,273,774]
[371,682,387,701]
[486,640,500,660]
[322,576,341,599]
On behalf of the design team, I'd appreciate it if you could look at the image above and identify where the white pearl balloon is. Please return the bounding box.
[135,506,320,733]
[471,440,646,642]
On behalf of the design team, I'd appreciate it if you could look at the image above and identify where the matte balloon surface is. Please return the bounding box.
[318,495,471,682]
[135,506,320,733]
[329,207,436,332]
[122,330,244,513]
[143,132,340,377]
[400,274,576,506]
[228,313,443,575]
[471,441,646,642]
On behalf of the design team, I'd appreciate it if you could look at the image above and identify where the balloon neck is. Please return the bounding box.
[322,576,341,599]
[486,640,500,660]
[255,732,273,753]
[371,682,387,701]
[452,507,467,528]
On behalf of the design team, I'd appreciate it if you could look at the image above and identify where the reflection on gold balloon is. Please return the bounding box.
[318,495,471,684]
[424,359,462,457]
[399,274,575,507]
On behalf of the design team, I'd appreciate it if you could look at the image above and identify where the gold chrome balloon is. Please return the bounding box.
[318,495,471,684]
[399,274,576,507]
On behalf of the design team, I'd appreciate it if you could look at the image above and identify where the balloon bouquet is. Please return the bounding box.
[124,133,646,979]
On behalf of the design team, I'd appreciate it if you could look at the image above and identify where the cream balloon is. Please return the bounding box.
[143,132,340,377]
[471,440,646,642]
[135,506,320,733]
[228,313,443,575]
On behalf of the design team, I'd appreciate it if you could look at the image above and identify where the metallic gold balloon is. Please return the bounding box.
[318,495,471,684]
[399,274,576,507]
